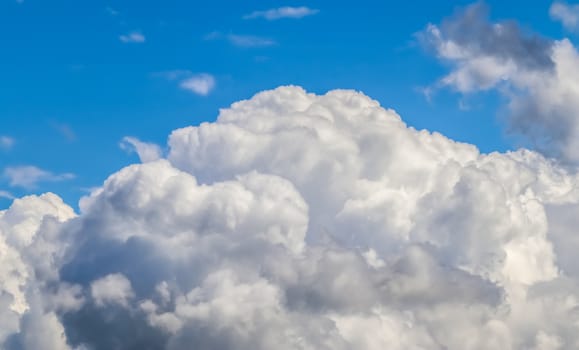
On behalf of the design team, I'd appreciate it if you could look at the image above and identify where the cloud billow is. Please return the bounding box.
[422,2,579,164]
[3,86,579,349]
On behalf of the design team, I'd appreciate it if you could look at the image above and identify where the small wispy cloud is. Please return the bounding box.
[0,136,15,151]
[550,1,579,31]
[119,31,145,43]
[3,166,75,190]
[243,6,319,20]
[0,190,14,200]
[179,74,216,96]
[205,32,276,48]
[155,71,216,96]
[106,6,119,16]
[228,34,276,47]
[120,137,163,163]
[50,121,76,142]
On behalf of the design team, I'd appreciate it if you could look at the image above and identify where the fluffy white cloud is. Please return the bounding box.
[550,1,579,31]
[91,274,134,308]
[4,86,579,349]
[422,2,579,164]
[120,136,163,163]
[243,6,319,20]
[119,31,145,43]
[179,73,215,96]
[3,166,75,189]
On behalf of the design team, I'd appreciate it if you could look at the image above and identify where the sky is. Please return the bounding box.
[7,1,579,349]
[0,0,568,210]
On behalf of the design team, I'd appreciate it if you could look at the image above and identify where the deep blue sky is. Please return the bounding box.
[0,0,566,209]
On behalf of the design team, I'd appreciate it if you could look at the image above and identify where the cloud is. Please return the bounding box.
[120,136,163,162]
[0,190,14,200]
[179,73,216,96]
[49,122,76,142]
[243,6,319,20]
[227,34,276,48]
[0,136,15,151]
[119,31,145,43]
[154,71,216,96]
[550,1,579,31]
[105,6,119,16]
[205,32,276,48]
[3,166,75,189]
[4,86,579,349]
[420,2,579,164]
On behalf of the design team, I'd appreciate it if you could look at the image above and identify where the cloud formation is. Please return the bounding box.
[3,166,75,189]
[550,1,579,31]
[119,31,145,43]
[179,73,216,96]
[243,6,319,20]
[422,2,579,164]
[3,86,579,349]
[120,136,163,163]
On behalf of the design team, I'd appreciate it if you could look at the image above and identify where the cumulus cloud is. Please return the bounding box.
[179,73,216,96]
[550,1,579,31]
[0,136,15,151]
[3,166,75,189]
[421,2,579,164]
[243,6,319,20]
[119,31,145,43]
[4,86,579,349]
[120,136,163,163]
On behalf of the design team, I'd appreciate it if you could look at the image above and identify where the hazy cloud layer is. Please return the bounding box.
[422,2,579,164]
[3,87,579,349]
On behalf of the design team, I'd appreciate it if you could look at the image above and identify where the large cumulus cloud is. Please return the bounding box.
[3,86,579,349]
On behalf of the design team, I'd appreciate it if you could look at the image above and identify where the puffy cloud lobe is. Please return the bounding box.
[120,136,163,163]
[422,2,579,164]
[3,87,579,349]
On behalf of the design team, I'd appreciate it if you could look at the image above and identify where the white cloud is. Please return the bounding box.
[3,86,579,348]
[3,166,75,189]
[0,136,14,151]
[0,190,14,200]
[550,1,579,31]
[421,2,579,164]
[243,6,319,20]
[179,73,216,96]
[119,31,145,43]
[227,34,276,48]
[91,274,134,308]
[120,136,163,162]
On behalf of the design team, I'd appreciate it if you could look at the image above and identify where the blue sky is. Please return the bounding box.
[0,0,568,209]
